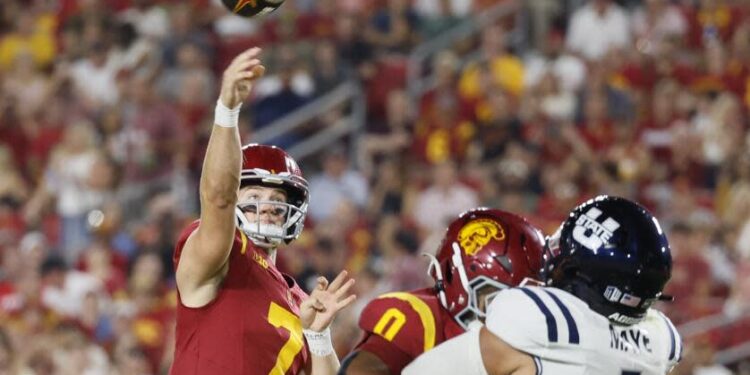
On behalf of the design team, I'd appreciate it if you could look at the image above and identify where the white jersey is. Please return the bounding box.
[485,286,682,375]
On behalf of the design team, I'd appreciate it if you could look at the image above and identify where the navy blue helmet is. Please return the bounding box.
[545,196,673,325]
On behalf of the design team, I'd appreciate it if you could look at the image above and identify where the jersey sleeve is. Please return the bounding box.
[652,310,683,370]
[356,332,415,375]
[173,220,201,271]
[484,287,552,355]
[357,292,439,363]
[484,286,587,369]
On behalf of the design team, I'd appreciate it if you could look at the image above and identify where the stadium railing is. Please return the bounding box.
[405,0,521,102]
[251,0,521,163]
[717,341,750,366]
[678,309,750,365]
[253,81,366,164]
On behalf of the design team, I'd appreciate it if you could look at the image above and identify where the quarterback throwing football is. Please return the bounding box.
[170,48,356,375]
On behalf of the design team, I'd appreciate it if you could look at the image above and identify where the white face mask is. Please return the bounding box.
[235,201,306,248]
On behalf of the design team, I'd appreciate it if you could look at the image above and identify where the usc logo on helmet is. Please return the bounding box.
[458,219,505,256]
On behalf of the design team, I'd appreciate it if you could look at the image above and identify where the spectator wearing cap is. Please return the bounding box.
[307,147,369,223]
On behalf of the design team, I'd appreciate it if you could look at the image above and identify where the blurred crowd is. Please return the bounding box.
[1,0,750,373]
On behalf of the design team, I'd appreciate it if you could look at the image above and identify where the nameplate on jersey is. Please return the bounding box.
[609,324,652,354]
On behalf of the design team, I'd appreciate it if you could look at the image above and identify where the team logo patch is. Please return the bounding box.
[572,208,621,252]
[458,219,505,255]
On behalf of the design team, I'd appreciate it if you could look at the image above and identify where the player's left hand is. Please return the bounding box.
[300,270,357,332]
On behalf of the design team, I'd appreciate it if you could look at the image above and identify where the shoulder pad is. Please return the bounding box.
[486,287,582,352]
[359,292,440,356]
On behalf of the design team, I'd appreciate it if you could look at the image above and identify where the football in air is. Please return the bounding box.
[221,0,284,17]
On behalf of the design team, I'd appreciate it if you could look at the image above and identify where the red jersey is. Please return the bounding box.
[355,288,464,374]
[170,221,310,375]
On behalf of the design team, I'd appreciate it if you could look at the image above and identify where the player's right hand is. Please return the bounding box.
[219,47,266,109]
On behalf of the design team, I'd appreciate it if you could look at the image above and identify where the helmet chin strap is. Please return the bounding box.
[451,242,472,296]
[424,253,448,309]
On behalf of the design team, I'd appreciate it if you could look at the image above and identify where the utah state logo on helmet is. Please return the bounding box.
[545,195,673,325]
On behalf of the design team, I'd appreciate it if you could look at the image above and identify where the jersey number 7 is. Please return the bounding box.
[268,302,305,375]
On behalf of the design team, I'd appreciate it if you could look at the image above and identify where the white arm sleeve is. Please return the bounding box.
[402,329,488,375]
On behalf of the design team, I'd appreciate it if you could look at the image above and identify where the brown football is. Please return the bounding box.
[220,0,285,17]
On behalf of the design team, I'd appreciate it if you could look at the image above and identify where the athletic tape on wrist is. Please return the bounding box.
[303,327,334,356]
[214,99,241,128]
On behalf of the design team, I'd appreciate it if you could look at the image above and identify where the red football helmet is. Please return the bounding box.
[235,144,309,248]
[426,208,546,330]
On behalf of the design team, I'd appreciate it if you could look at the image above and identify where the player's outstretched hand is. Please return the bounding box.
[300,270,357,332]
[219,47,265,109]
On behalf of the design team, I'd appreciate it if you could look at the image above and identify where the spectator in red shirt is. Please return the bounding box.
[412,92,475,165]
[579,94,616,154]
[685,0,742,48]
[664,221,714,323]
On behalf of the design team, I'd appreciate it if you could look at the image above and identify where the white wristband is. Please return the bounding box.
[214,99,241,128]
[303,327,334,356]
